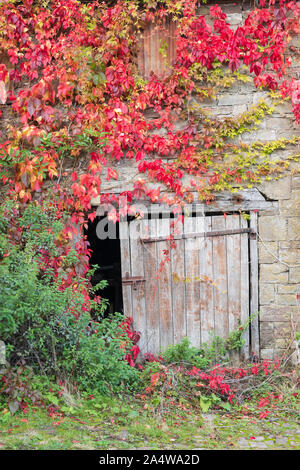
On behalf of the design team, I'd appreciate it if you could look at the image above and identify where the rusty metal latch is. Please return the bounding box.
[122,272,146,290]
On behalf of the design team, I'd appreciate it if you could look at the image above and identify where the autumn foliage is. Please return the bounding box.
[0,0,299,356]
[0,0,299,208]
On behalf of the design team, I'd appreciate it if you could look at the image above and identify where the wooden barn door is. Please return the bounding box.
[120,211,258,359]
[137,17,177,79]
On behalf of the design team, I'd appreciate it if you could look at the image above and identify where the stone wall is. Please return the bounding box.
[258,176,300,360]
[93,2,300,360]
[198,2,300,360]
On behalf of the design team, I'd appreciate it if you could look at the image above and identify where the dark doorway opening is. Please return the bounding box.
[85,216,123,316]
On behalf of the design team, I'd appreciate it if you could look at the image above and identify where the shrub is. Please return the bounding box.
[0,359,43,415]
[161,329,246,370]
[0,201,139,395]
[67,313,140,393]
[0,250,139,393]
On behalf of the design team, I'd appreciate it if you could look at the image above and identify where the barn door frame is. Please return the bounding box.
[119,209,260,359]
[91,188,278,360]
[249,211,259,357]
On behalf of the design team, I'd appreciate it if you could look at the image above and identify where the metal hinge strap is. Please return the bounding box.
[141,228,256,243]
[121,272,146,290]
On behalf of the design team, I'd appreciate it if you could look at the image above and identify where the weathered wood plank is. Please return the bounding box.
[199,216,215,344]
[170,216,186,345]
[211,215,228,339]
[91,188,277,210]
[129,219,147,355]
[142,217,160,355]
[226,215,242,332]
[250,211,259,358]
[137,18,177,79]
[240,216,250,359]
[184,214,201,348]
[226,215,243,367]
[119,220,133,318]
[156,217,173,352]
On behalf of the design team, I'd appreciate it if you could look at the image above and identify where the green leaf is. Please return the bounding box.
[45,394,59,406]
[221,401,232,411]
[200,396,212,412]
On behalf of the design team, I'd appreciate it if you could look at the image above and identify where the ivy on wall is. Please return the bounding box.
[0,0,299,296]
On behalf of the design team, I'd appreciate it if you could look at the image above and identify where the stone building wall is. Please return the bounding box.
[197,2,300,360]
[92,2,300,360]
[258,176,300,360]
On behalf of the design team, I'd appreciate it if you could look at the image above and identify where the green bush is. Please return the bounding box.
[0,249,139,393]
[67,314,140,393]
[0,201,139,395]
[161,324,249,370]
[161,336,225,369]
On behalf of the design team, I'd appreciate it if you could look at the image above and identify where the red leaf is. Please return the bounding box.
[106,167,118,181]
[88,211,97,222]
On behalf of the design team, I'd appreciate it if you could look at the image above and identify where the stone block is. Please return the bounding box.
[272,101,293,115]
[258,241,278,263]
[196,6,210,15]
[259,176,291,200]
[258,216,287,241]
[260,283,275,305]
[226,13,243,26]
[276,293,297,305]
[275,338,288,349]
[280,240,300,250]
[260,263,289,283]
[291,176,300,189]
[278,247,300,264]
[287,217,300,240]
[260,349,274,360]
[203,104,248,117]
[252,91,269,105]
[290,341,300,366]
[289,266,300,283]
[218,94,250,106]
[274,349,286,359]
[222,3,242,14]
[258,208,279,217]
[274,322,292,339]
[259,323,274,348]
[265,117,293,130]
[0,341,5,365]
[259,305,297,322]
[241,129,277,142]
[221,105,248,117]
[276,129,300,139]
[277,284,298,294]
[280,190,300,215]
[290,34,300,48]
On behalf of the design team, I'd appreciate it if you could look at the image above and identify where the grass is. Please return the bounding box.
[0,391,299,450]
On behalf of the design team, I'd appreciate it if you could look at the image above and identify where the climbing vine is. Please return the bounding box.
[0,0,299,313]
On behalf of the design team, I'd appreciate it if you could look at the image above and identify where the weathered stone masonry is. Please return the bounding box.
[198,2,300,360]
[93,2,300,360]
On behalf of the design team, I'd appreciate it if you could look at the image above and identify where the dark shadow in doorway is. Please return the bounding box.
[85,216,123,316]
